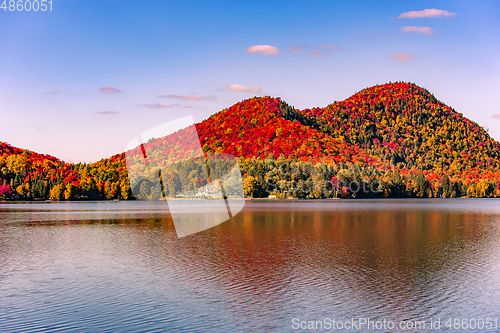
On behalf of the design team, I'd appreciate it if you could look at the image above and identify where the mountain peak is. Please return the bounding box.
[348,82,436,104]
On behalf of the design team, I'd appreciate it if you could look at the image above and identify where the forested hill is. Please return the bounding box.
[195,96,373,164]
[300,82,500,173]
[1,82,500,200]
[0,141,128,201]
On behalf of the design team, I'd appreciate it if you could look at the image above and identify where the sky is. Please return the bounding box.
[1,0,499,163]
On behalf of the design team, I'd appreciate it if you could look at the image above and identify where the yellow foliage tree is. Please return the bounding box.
[50,184,64,201]
[243,176,256,197]
[64,183,75,200]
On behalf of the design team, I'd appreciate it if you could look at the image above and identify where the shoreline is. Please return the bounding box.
[0,197,488,204]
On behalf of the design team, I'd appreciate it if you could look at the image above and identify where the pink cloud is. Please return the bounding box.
[159,95,217,101]
[318,44,342,50]
[396,9,457,19]
[138,104,179,109]
[353,33,383,41]
[287,46,303,54]
[226,84,262,93]
[400,26,435,35]
[43,90,68,95]
[307,44,343,57]
[95,111,119,115]
[388,53,416,62]
[245,45,280,55]
[98,87,122,94]
[288,44,343,57]
[492,114,500,119]
[138,104,199,109]
[308,50,328,57]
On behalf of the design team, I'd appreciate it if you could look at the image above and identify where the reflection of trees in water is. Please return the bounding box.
[16,217,175,230]
[161,208,500,319]
[6,206,499,322]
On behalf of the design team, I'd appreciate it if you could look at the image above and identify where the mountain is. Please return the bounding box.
[196,96,374,164]
[126,97,374,168]
[1,82,499,200]
[300,82,500,173]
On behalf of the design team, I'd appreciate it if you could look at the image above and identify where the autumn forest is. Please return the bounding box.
[2,82,500,200]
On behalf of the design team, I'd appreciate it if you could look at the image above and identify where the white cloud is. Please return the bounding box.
[226,85,262,93]
[396,9,457,19]
[399,26,435,35]
[245,45,280,55]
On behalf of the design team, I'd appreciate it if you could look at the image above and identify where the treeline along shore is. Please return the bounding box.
[2,82,500,200]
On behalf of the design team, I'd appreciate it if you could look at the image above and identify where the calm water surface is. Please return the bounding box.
[1,200,500,332]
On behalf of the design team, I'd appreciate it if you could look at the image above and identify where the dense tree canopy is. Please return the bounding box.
[1,82,499,200]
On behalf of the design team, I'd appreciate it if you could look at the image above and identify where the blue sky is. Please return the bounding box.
[1,0,499,162]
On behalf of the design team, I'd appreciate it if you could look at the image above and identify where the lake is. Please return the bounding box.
[1,200,500,332]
